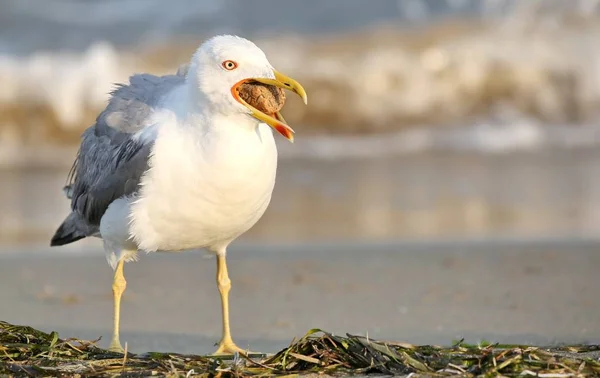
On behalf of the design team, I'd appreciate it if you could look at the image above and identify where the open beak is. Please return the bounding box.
[231,69,308,142]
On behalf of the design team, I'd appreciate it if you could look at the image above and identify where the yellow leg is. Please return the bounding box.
[108,259,126,353]
[213,254,247,355]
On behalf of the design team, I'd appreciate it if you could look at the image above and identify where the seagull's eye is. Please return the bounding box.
[222,60,238,71]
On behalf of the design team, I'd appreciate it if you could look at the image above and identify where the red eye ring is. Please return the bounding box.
[222,60,238,70]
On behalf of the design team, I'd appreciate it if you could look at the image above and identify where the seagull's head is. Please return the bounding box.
[187,35,307,142]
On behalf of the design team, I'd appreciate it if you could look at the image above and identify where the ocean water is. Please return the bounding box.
[0,0,487,55]
[2,0,600,245]
[3,148,600,246]
[2,0,600,155]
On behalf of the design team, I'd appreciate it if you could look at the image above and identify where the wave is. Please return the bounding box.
[3,4,600,156]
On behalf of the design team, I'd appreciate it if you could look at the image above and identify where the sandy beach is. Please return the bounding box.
[1,239,598,355]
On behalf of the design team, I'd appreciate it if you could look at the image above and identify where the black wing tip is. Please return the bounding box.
[50,218,87,247]
[50,233,85,247]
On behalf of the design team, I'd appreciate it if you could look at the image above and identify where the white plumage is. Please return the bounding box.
[51,34,307,355]
[103,78,279,264]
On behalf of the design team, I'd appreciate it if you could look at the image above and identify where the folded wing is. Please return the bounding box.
[51,72,185,246]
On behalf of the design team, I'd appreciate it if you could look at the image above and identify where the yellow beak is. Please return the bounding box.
[231,69,308,142]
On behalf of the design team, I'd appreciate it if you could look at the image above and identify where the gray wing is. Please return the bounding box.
[57,72,185,241]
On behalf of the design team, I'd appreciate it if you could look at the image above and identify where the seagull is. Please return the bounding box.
[49,35,308,355]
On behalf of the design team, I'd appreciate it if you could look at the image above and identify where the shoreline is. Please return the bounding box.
[2,121,600,170]
[4,233,600,258]
[4,147,600,246]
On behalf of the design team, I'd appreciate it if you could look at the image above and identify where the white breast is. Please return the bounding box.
[129,115,278,253]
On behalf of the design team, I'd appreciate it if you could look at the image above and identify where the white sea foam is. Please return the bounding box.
[3,1,600,160]
[0,42,131,128]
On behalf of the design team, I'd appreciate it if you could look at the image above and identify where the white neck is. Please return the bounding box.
[163,79,262,138]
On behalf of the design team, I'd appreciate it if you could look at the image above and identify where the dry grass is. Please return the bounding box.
[1,320,599,377]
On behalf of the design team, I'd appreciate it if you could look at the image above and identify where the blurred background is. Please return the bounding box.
[1,0,600,353]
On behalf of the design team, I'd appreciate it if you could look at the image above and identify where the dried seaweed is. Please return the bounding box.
[2,321,599,377]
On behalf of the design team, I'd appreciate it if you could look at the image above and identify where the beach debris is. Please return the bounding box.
[1,321,599,377]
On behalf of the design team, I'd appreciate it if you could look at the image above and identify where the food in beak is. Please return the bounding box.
[236,82,286,114]
[231,70,306,142]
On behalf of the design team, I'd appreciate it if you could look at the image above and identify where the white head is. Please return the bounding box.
[186,35,307,141]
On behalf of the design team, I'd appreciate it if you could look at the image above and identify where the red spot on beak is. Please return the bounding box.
[273,123,294,141]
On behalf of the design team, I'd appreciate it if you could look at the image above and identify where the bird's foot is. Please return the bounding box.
[108,339,125,354]
[212,339,253,356]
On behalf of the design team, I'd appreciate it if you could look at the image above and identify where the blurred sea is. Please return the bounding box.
[0,0,509,55]
[3,0,600,150]
[2,0,600,246]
